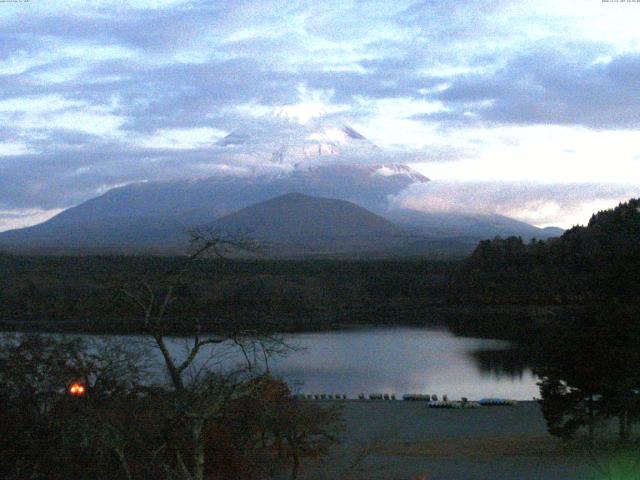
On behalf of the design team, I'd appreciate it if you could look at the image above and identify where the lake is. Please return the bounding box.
[266,327,538,400]
[84,326,539,400]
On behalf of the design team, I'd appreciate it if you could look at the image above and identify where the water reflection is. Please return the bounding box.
[471,348,532,380]
[256,327,539,400]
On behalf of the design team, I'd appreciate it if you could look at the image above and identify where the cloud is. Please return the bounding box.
[0,94,126,139]
[0,141,33,156]
[430,47,640,129]
[390,181,640,228]
[0,208,64,233]
[138,127,227,150]
[410,124,640,184]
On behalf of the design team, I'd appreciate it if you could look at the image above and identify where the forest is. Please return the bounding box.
[460,198,640,305]
[0,254,458,333]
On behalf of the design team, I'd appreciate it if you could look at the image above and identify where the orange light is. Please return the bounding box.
[68,383,86,396]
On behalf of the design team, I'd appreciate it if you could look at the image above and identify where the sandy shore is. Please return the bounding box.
[301,401,595,480]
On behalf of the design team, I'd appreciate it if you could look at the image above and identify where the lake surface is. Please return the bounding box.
[90,326,539,400]
[267,327,538,400]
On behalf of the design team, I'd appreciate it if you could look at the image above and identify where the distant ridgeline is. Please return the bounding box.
[459,198,640,305]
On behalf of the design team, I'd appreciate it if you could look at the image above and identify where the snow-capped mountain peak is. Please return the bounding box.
[210,116,430,188]
[216,118,381,169]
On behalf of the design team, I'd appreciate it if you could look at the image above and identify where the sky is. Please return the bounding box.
[0,0,639,231]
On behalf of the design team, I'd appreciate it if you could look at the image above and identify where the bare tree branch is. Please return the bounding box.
[117,230,303,480]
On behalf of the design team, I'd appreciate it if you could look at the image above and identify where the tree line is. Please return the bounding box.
[461,199,640,305]
[0,254,457,333]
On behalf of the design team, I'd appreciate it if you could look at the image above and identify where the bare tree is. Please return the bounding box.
[120,228,292,480]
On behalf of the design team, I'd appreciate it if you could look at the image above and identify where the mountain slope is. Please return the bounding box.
[0,161,429,252]
[211,193,411,256]
[386,209,563,241]
[0,188,564,256]
[214,192,404,241]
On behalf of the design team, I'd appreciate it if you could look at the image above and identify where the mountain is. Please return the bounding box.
[386,209,563,241]
[0,117,562,256]
[0,161,430,253]
[210,193,411,256]
[540,226,565,238]
[0,121,432,254]
[0,177,563,256]
[214,193,403,240]
[215,118,384,168]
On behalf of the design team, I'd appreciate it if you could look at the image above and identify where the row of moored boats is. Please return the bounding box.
[295,393,517,407]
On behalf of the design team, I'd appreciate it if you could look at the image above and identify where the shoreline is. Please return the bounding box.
[313,400,593,480]
[0,303,564,340]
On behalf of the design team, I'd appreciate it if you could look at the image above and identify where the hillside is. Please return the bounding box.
[386,209,563,241]
[211,193,413,257]
[0,186,563,257]
[215,192,404,240]
[0,162,429,254]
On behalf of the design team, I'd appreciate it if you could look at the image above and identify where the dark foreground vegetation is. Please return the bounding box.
[462,198,640,306]
[462,199,640,448]
[0,334,342,480]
